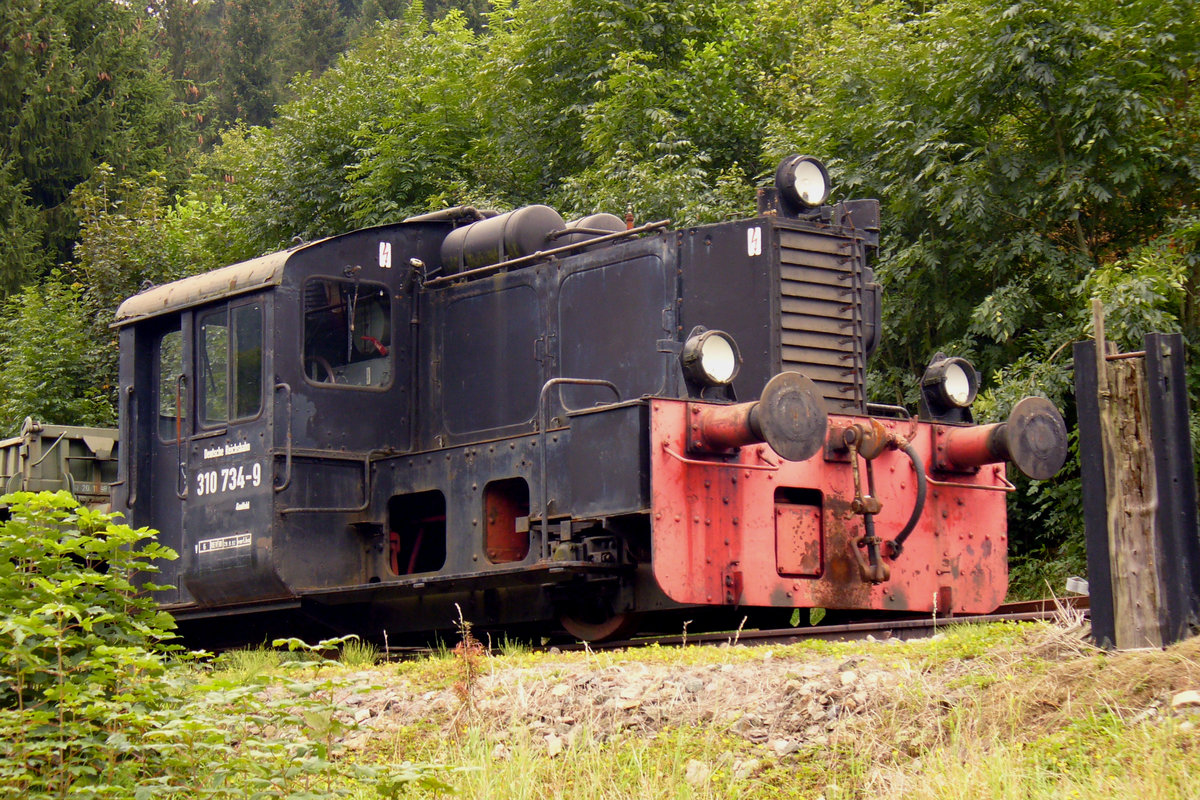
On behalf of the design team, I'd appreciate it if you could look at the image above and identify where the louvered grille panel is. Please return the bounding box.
[777,228,865,413]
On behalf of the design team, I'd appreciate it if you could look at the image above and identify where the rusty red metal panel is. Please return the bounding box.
[650,398,1009,614]
[775,502,823,577]
[484,480,530,564]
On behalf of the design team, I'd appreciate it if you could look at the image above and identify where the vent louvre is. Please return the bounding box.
[778,228,865,413]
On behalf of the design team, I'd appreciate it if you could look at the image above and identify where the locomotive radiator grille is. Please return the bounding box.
[777,229,866,414]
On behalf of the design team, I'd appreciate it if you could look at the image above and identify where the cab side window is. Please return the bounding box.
[233,304,263,418]
[198,303,263,426]
[157,328,185,441]
[303,279,391,388]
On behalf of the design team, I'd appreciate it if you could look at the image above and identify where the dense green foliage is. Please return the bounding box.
[1,0,1197,591]
[0,491,451,798]
[0,491,178,795]
[0,277,115,429]
[0,0,199,288]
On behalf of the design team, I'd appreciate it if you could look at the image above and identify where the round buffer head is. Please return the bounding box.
[1004,396,1069,480]
[750,372,829,462]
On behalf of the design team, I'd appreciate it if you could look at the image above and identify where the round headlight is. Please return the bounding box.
[682,330,742,387]
[774,155,831,209]
[941,361,974,406]
[922,356,979,410]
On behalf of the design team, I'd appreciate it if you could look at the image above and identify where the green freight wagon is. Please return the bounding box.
[0,418,118,512]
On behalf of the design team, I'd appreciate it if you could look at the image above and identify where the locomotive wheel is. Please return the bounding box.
[559,610,640,643]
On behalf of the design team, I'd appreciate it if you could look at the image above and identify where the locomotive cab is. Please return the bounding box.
[112,227,440,614]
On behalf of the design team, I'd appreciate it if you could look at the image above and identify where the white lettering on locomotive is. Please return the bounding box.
[194,461,263,496]
[195,533,251,554]
[203,441,252,460]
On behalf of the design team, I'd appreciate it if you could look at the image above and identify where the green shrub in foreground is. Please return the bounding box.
[0,490,179,796]
[0,491,453,799]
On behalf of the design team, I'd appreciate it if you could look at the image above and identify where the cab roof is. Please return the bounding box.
[112,248,295,328]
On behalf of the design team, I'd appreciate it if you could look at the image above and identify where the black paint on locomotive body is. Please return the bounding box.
[113,194,884,642]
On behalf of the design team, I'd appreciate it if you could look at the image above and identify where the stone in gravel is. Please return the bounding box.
[685,760,711,785]
[353,708,371,723]
[492,743,510,761]
[545,733,563,757]
[551,683,571,697]
[733,758,761,780]
[772,739,800,756]
[1171,690,1200,709]
[839,670,857,686]
[685,677,705,693]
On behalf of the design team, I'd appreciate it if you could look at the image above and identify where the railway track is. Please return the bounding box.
[381,597,1089,659]
[569,597,1090,651]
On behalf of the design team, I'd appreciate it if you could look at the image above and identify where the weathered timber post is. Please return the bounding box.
[1074,299,1200,649]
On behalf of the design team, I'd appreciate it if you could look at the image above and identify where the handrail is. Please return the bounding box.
[175,374,189,500]
[273,382,293,492]
[278,450,373,515]
[125,386,138,505]
[660,443,781,472]
[924,467,1016,493]
[535,378,620,556]
[423,220,671,288]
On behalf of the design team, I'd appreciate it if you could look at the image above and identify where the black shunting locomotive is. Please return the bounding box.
[113,156,1067,643]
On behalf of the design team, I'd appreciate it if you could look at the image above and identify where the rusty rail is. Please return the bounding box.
[555,597,1090,651]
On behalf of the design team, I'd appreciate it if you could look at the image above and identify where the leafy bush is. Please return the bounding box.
[0,492,452,798]
[0,491,179,796]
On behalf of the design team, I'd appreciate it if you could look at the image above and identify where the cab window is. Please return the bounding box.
[157,328,185,441]
[198,303,263,426]
[303,278,391,388]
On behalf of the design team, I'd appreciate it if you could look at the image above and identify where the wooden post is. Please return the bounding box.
[1089,300,1165,648]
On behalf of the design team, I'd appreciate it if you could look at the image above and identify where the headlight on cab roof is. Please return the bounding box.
[775,155,831,210]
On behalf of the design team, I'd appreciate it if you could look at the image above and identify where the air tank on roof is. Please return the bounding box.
[440,205,565,274]
[557,212,626,246]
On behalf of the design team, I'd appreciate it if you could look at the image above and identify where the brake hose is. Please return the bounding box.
[887,440,927,558]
